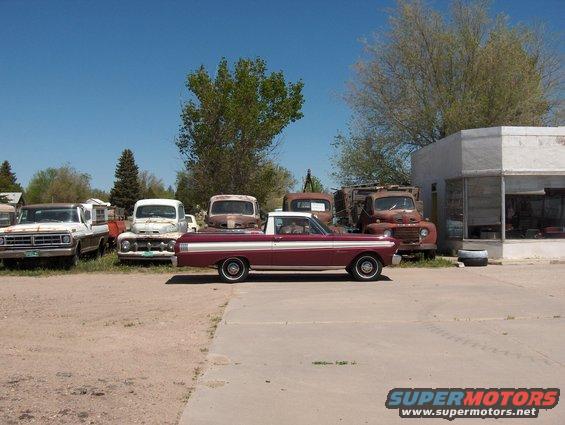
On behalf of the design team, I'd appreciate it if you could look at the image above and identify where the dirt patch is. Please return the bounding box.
[0,272,232,424]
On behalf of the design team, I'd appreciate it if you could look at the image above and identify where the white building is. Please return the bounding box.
[411,126,565,259]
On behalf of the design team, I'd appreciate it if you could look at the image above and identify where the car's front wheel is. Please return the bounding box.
[349,254,383,281]
[218,257,249,283]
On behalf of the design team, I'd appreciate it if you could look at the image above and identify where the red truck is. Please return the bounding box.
[334,184,437,258]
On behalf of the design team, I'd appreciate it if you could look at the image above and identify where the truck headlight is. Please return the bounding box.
[167,240,176,252]
[420,228,429,237]
[121,240,131,252]
[62,235,71,244]
[383,229,392,237]
[0,236,4,245]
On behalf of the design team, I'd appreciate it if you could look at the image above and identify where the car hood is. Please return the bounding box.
[132,218,178,234]
[0,222,80,234]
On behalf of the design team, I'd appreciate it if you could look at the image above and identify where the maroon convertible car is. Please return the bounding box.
[173,212,401,282]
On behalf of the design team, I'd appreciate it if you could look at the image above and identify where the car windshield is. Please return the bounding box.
[211,200,254,215]
[290,199,331,212]
[311,215,332,234]
[18,207,80,224]
[135,205,176,219]
[374,196,415,211]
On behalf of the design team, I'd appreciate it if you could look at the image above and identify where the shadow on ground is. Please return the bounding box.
[165,273,393,285]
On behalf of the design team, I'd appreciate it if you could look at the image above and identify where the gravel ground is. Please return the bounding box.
[0,272,231,425]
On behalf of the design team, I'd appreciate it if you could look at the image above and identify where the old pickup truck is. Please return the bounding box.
[0,203,109,268]
[117,199,190,262]
[174,211,401,282]
[204,194,261,231]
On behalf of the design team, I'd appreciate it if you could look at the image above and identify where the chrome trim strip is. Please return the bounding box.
[252,265,344,271]
[178,240,394,253]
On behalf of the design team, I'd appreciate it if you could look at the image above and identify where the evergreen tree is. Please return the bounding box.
[109,149,140,215]
[0,160,23,192]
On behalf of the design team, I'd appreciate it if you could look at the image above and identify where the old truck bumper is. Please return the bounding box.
[171,255,178,267]
[0,247,75,259]
[117,251,175,261]
[397,243,437,253]
[391,254,402,265]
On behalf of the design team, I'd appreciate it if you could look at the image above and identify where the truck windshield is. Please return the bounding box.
[290,199,331,212]
[374,196,415,211]
[136,205,176,219]
[19,207,80,223]
[211,201,254,215]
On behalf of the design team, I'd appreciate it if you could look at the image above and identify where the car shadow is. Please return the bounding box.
[165,273,392,285]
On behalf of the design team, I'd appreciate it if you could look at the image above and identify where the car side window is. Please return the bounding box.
[275,217,318,235]
[178,205,186,219]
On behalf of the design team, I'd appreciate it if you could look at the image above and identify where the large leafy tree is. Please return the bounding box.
[177,57,304,207]
[334,0,562,184]
[0,160,23,192]
[109,149,141,214]
[26,165,92,203]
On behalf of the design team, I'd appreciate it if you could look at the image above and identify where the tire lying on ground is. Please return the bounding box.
[457,249,488,267]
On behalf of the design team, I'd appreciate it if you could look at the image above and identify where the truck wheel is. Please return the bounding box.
[2,259,18,269]
[65,245,80,269]
[96,239,106,259]
[349,254,382,281]
[218,257,249,283]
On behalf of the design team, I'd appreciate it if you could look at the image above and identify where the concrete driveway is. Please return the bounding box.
[179,265,565,425]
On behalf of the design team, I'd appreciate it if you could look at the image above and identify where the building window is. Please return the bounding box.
[466,177,501,239]
[505,176,565,239]
[445,179,463,239]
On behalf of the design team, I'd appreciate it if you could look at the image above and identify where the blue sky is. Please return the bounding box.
[1,0,563,192]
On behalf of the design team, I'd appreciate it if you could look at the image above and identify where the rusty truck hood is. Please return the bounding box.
[0,222,81,234]
[131,218,178,234]
[206,214,259,229]
[373,209,423,224]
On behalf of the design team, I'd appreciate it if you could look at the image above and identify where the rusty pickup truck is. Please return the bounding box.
[204,194,261,231]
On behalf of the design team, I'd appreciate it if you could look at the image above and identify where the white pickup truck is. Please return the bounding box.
[0,203,109,268]
[117,198,194,262]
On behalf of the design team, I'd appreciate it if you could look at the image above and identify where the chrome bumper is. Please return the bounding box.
[171,255,178,267]
[117,251,174,261]
[392,254,402,266]
[0,247,75,259]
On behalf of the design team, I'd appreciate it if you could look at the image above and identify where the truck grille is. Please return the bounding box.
[2,234,69,248]
[393,227,420,243]
[34,234,64,245]
[133,240,165,252]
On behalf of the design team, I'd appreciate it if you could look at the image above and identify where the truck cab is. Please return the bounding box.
[282,192,334,225]
[204,195,261,230]
[358,191,437,258]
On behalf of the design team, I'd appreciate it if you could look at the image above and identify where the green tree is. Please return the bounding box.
[175,170,194,211]
[110,149,141,214]
[138,170,174,199]
[334,0,561,184]
[177,57,304,207]
[89,188,110,202]
[0,160,23,192]
[26,165,92,203]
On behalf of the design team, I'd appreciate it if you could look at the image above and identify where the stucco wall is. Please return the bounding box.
[411,126,565,257]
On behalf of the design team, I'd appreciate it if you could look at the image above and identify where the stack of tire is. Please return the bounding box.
[457,249,488,267]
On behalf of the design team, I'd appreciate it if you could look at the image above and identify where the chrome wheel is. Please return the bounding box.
[219,258,249,283]
[350,255,382,281]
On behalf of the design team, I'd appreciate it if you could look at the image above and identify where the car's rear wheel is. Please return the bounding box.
[349,254,382,281]
[218,257,249,283]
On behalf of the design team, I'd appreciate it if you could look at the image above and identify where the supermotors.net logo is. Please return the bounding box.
[385,388,560,420]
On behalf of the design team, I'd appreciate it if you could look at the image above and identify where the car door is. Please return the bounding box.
[271,216,333,267]
[80,207,96,251]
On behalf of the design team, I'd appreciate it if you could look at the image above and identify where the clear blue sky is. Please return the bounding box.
[1,0,563,192]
